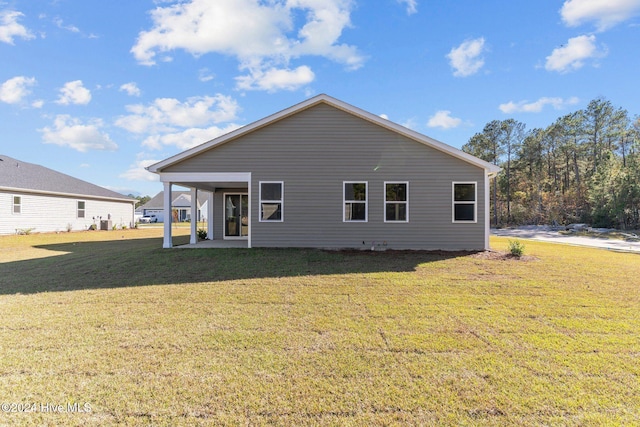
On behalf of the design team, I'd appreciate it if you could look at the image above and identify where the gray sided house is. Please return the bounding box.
[148,95,500,250]
[0,155,136,234]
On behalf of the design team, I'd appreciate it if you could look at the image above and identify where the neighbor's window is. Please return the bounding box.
[259,181,283,222]
[12,196,21,214]
[77,200,86,219]
[344,182,367,222]
[452,182,477,222]
[385,182,408,222]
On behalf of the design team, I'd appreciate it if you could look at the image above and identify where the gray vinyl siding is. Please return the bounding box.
[164,103,487,250]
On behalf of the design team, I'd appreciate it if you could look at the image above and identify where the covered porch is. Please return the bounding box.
[159,172,252,248]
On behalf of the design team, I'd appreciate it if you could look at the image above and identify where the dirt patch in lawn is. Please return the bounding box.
[471,250,538,262]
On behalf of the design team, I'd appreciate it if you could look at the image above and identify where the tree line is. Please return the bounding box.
[462,97,640,230]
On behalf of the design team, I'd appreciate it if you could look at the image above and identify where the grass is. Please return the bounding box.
[0,230,639,425]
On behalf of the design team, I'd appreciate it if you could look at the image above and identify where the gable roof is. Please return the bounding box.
[0,155,135,203]
[139,190,207,210]
[147,94,501,175]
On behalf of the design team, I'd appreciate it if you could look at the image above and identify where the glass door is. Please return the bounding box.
[224,194,248,239]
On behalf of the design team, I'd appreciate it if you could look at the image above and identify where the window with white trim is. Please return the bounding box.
[452,182,477,223]
[12,196,21,214]
[385,182,408,222]
[259,181,283,222]
[77,200,86,219]
[343,182,367,222]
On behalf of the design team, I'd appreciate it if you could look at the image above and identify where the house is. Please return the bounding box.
[138,190,208,222]
[0,155,136,234]
[147,94,500,250]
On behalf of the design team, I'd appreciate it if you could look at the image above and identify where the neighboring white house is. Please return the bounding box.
[138,190,208,223]
[0,155,136,234]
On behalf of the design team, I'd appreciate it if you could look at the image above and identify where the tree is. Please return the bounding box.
[129,195,152,208]
[467,97,638,228]
[515,128,545,223]
[582,98,621,176]
[462,121,505,226]
[500,119,526,223]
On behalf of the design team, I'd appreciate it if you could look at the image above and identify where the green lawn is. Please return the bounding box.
[0,230,639,426]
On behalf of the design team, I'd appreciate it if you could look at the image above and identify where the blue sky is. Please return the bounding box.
[1,0,639,197]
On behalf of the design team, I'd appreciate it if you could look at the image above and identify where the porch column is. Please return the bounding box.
[190,187,198,244]
[163,182,173,248]
[207,191,214,240]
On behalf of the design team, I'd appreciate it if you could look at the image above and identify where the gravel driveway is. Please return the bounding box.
[492,226,640,253]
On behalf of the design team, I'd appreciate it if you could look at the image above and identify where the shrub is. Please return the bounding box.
[66,223,73,232]
[197,228,208,240]
[508,240,525,257]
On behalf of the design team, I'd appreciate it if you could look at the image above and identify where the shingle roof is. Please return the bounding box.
[0,155,135,202]
[140,191,207,210]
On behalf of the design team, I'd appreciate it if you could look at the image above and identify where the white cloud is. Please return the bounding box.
[446,37,486,77]
[398,0,418,15]
[198,68,215,82]
[32,99,44,108]
[53,17,80,33]
[56,80,92,105]
[120,158,161,182]
[130,0,364,92]
[0,10,34,44]
[141,124,242,151]
[499,96,580,114]
[120,82,141,97]
[115,94,240,134]
[427,110,462,129]
[0,76,36,104]
[40,115,118,152]
[116,94,241,151]
[236,65,315,92]
[401,117,418,130]
[545,35,606,73]
[560,0,640,31]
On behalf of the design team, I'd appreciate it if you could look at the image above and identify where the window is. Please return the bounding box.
[452,182,477,222]
[77,201,86,219]
[385,182,408,222]
[344,182,367,222]
[12,196,21,214]
[259,181,283,222]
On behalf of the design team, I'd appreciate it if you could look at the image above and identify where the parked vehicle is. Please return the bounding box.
[139,214,158,223]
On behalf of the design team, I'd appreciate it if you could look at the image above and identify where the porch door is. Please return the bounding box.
[224,193,249,239]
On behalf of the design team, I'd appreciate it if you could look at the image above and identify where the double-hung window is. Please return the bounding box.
[343,182,367,222]
[12,196,21,214]
[259,181,283,222]
[77,201,86,219]
[384,182,408,222]
[452,182,477,222]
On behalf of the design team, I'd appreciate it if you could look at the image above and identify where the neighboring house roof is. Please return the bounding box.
[0,154,134,203]
[148,94,501,175]
[139,191,207,210]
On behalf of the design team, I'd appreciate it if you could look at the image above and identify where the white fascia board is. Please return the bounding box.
[158,172,251,183]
